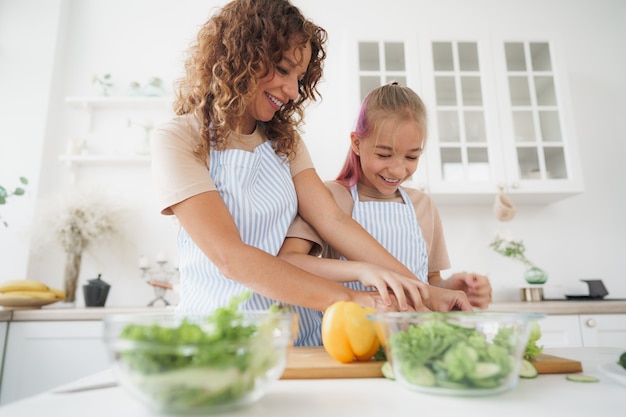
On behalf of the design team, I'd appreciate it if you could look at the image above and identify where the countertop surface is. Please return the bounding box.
[0,347,624,417]
[1,299,625,322]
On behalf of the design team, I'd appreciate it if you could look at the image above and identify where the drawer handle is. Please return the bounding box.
[585,318,596,328]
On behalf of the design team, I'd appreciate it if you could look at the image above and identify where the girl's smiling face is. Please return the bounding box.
[241,42,311,134]
[352,118,424,195]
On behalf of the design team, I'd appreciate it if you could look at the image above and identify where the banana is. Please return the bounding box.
[49,287,66,300]
[0,279,49,293]
[0,290,57,300]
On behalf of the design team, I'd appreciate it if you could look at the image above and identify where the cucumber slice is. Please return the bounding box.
[381,361,395,380]
[519,359,538,379]
[471,362,501,380]
[566,374,599,383]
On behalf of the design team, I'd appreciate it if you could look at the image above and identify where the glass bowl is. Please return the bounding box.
[370,311,544,396]
[104,310,296,414]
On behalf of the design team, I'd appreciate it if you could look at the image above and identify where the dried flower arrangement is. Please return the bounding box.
[50,190,123,302]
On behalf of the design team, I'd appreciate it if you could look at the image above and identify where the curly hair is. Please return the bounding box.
[174,0,327,159]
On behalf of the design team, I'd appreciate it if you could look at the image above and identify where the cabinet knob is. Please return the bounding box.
[585,318,596,328]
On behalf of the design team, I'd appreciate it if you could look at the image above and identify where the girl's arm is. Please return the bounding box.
[429,271,492,309]
[279,237,429,310]
[170,190,400,312]
[292,168,472,311]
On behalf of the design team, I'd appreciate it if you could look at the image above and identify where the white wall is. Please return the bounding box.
[1,0,624,306]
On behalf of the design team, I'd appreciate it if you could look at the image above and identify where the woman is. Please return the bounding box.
[280,83,492,308]
[151,0,470,346]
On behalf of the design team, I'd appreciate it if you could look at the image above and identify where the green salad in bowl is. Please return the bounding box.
[370,311,544,396]
[104,292,296,414]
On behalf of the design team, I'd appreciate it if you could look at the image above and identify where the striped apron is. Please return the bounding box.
[342,184,428,292]
[175,140,323,346]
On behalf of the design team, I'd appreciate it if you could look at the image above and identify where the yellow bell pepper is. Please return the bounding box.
[321,301,380,363]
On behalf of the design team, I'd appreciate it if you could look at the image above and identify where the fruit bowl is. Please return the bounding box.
[370,311,544,396]
[104,308,296,414]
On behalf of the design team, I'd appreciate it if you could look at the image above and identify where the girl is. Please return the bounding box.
[280,82,492,308]
[151,1,471,346]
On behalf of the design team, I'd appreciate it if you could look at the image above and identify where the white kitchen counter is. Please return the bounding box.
[1,299,625,322]
[0,347,623,417]
[489,299,626,314]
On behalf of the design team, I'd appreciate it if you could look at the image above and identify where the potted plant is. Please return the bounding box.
[490,233,548,284]
[0,176,28,227]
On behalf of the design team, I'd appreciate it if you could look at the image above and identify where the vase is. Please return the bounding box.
[63,251,82,302]
[524,266,548,285]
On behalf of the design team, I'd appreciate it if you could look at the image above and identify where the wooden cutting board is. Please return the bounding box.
[281,346,383,379]
[280,347,582,379]
[531,353,583,374]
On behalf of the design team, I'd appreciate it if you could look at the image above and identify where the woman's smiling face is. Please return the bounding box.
[352,118,424,195]
[241,42,311,134]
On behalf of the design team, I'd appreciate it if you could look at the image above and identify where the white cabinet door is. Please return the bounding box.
[537,315,583,348]
[0,321,7,384]
[579,314,626,348]
[0,321,109,405]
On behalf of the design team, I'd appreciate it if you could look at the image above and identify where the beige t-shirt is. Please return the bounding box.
[286,181,451,273]
[151,114,314,215]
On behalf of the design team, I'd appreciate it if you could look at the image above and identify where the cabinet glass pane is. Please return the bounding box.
[458,42,479,71]
[464,111,486,142]
[360,76,381,102]
[467,147,490,180]
[512,111,535,142]
[433,42,454,71]
[505,42,526,71]
[539,111,562,142]
[530,42,552,71]
[544,146,567,179]
[385,75,406,86]
[461,76,482,105]
[359,42,379,71]
[438,111,460,142]
[441,148,463,181]
[516,147,540,179]
[508,76,531,105]
[435,76,457,105]
[385,42,405,71]
[534,76,557,106]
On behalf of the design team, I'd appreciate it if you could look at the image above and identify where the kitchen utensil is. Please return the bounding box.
[370,311,544,396]
[104,310,295,414]
[83,274,110,307]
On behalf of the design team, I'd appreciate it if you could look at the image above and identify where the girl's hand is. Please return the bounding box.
[352,291,423,313]
[352,262,430,311]
[446,272,492,309]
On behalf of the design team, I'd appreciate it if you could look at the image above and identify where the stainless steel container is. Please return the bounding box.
[520,287,544,302]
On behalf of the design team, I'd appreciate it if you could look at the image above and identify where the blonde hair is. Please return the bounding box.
[336,82,427,187]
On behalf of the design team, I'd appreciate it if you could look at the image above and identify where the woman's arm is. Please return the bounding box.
[293,169,472,311]
[171,190,400,312]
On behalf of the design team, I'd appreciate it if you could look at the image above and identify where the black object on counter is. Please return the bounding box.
[565,279,609,300]
[83,274,111,307]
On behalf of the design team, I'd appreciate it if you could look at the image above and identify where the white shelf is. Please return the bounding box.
[65,96,172,108]
[58,154,151,167]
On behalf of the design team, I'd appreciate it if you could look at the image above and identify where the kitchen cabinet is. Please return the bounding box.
[0,321,109,406]
[352,34,583,204]
[539,314,626,349]
[0,321,7,389]
[579,314,626,348]
[59,96,173,168]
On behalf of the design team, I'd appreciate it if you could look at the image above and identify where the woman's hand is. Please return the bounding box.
[425,285,473,311]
